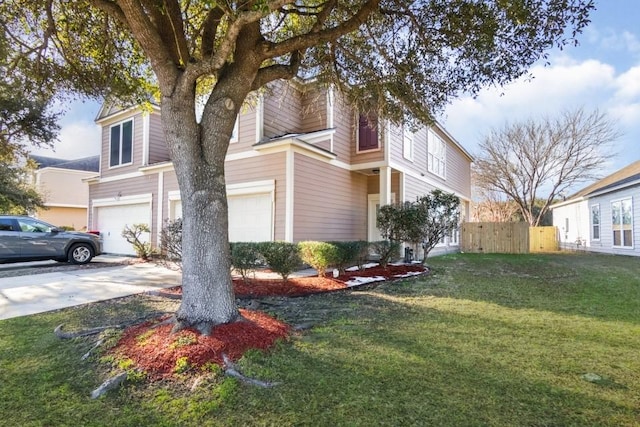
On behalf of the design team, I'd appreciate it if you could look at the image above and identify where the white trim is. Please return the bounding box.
[588,179,640,198]
[142,113,150,165]
[43,203,88,209]
[297,129,336,145]
[254,137,336,160]
[327,86,335,152]
[108,118,134,169]
[590,203,601,241]
[168,190,181,200]
[92,193,152,207]
[35,167,96,176]
[355,114,382,154]
[611,197,634,249]
[227,179,276,196]
[384,120,391,161]
[230,115,239,143]
[156,171,164,246]
[367,193,396,242]
[256,94,264,143]
[380,166,392,206]
[403,126,414,162]
[285,149,294,242]
[95,104,160,126]
[139,162,174,173]
[89,171,145,183]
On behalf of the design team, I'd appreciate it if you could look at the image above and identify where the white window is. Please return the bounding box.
[427,129,446,178]
[109,119,133,167]
[449,228,459,246]
[591,204,600,240]
[403,126,413,161]
[612,198,633,248]
[230,115,239,143]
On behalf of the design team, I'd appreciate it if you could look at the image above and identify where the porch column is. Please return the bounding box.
[379,166,392,206]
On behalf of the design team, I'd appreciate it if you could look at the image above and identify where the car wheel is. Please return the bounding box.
[68,243,94,264]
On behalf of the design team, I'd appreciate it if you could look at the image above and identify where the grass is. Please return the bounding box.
[1,252,639,426]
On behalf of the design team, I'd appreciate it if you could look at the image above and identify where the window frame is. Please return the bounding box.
[611,198,633,248]
[356,114,380,153]
[403,125,414,161]
[229,115,239,143]
[109,119,134,168]
[591,204,600,241]
[427,129,446,178]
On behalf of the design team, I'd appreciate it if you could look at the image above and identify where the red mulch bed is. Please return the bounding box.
[160,263,427,298]
[108,264,426,380]
[110,309,290,380]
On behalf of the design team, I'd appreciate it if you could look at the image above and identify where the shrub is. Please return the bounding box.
[159,218,182,270]
[329,241,370,273]
[121,223,155,260]
[257,241,301,282]
[298,241,340,277]
[230,242,263,281]
[371,240,401,268]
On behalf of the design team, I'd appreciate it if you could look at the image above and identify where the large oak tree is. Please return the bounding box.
[1,0,594,333]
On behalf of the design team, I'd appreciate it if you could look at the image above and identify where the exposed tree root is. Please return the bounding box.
[91,372,127,399]
[54,313,172,339]
[222,353,280,388]
[81,339,104,361]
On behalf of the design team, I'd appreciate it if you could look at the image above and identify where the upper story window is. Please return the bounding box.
[612,198,633,248]
[591,204,600,240]
[109,119,133,167]
[427,129,446,178]
[403,126,414,161]
[358,114,379,152]
[230,115,239,143]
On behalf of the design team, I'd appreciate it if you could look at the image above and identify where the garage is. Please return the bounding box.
[172,192,273,242]
[94,202,151,255]
[228,193,273,242]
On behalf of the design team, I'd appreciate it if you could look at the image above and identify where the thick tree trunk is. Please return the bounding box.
[161,88,242,335]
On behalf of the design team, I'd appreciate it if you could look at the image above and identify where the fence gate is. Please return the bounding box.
[461,222,558,254]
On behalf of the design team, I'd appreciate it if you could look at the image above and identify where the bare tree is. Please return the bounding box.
[472,188,520,223]
[474,108,619,226]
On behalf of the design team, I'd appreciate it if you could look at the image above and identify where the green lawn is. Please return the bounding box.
[1,252,639,426]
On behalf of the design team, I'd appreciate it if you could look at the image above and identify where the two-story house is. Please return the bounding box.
[30,155,99,230]
[86,80,473,256]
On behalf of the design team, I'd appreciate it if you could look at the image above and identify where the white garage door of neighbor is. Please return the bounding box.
[95,203,151,255]
[174,193,272,242]
[228,193,273,242]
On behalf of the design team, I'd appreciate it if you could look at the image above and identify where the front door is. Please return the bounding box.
[368,193,395,242]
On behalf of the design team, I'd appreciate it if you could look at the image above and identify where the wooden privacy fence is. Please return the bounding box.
[461,222,558,254]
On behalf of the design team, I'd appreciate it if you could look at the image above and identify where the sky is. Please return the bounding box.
[32,1,640,179]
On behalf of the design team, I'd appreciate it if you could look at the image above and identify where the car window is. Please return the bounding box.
[0,219,15,231]
[17,219,54,233]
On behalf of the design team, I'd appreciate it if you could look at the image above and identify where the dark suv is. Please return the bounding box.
[0,215,102,264]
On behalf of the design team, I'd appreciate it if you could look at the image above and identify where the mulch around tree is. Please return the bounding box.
[158,263,428,298]
[106,263,427,381]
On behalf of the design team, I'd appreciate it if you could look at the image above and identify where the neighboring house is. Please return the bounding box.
[86,81,473,256]
[29,155,100,230]
[551,160,640,255]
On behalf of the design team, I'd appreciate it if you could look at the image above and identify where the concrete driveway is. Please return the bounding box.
[0,259,181,320]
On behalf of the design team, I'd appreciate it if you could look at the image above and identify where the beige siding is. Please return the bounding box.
[404,175,436,201]
[88,174,160,238]
[300,86,327,133]
[36,168,93,207]
[445,142,472,198]
[228,102,258,154]
[36,207,88,230]
[366,173,401,197]
[148,112,170,164]
[100,113,145,178]
[331,95,355,162]
[225,153,287,240]
[263,82,303,138]
[294,153,367,241]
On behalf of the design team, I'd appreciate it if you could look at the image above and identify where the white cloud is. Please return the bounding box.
[30,121,101,160]
[613,65,640,100]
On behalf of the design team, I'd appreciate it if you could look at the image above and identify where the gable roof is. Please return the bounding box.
[30,155,100,172]
[570,160,640,199]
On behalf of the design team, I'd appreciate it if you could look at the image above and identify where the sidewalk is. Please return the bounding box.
[0,262,181,320]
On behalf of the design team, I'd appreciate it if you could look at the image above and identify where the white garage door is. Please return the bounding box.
[95,203,151,255]
[228,193,272,242]
[173,193,272,242]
